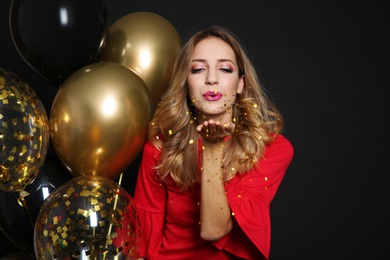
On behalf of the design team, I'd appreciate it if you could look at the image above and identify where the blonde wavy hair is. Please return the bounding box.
[148,26,284,190]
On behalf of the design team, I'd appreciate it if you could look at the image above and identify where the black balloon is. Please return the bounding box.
[0,251,35,260]
[9,0,109,86]
[0,154,72,252]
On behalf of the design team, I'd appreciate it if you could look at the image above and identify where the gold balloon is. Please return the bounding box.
[50,62,152,180]
[0,67,50,192]
[34,175,141,259]
[102,11,183,104]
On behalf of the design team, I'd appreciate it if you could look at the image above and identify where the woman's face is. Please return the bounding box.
[187,37,244,121]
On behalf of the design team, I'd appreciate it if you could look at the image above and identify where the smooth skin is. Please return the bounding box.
[188,37,244,240]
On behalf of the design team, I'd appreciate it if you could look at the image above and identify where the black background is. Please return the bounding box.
[1,0,389,259]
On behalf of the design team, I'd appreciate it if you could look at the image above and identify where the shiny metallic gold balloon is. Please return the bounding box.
[34,175,141,259]
[0,67,50,192]
[50,62,152,180]
[102,11,182,104]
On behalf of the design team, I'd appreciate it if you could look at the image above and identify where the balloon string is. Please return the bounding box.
[17,190,35,229]
[104,172,123,260]
[113,172,123,210]
[117,171,123,186]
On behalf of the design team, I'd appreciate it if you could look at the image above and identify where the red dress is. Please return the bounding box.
[133,134,294,260]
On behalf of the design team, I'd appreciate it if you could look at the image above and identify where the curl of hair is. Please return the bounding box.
[148,26,284,190]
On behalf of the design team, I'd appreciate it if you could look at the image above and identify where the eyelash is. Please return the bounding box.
[190,68,204,74]
[221,68,233,73]
[190,68,234,74]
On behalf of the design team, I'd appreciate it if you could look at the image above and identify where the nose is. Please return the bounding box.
[206,79,218,85]
[205,71,218,85]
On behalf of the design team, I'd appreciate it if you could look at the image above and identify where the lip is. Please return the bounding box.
[203,91,223,101]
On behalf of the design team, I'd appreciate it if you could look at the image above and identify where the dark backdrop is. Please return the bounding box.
[1,0,389,259]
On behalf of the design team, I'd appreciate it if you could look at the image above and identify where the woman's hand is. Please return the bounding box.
[197,119,234,241]
[196,119,234,142]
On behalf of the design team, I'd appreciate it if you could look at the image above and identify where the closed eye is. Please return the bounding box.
[221,68,234,73]
[190,68,204,74]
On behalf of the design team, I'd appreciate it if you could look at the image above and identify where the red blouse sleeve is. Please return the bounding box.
[212,134,294,259]
[133,141,166,259]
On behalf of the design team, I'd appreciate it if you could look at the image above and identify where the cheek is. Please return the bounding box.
[221,84,239,104]
[187,79,201,100]
[221,81,240,96]
[221,94,236,107]
[187,85,196,100]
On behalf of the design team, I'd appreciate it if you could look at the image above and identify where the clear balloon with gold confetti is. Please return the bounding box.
[33,175,141,260]
[0,67,50,192]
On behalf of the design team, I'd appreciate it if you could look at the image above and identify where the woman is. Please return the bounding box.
[133,25,294,260]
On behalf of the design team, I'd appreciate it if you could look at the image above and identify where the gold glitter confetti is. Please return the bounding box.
[34,175,141,259]
[0,68,50,192]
